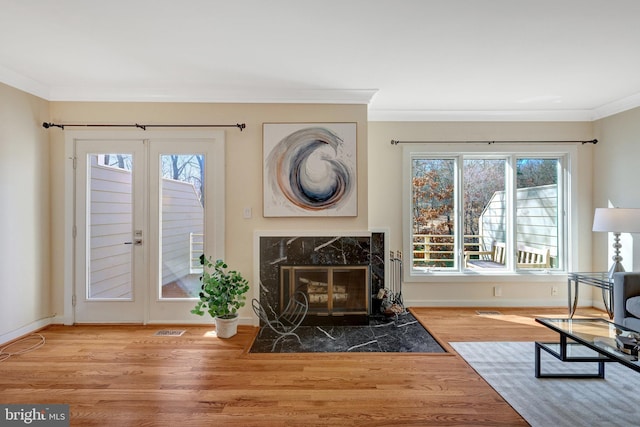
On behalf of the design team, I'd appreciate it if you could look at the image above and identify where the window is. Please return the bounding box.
[403,144,574,277]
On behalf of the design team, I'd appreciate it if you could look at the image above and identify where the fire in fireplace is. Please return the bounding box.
[280,265,369,325]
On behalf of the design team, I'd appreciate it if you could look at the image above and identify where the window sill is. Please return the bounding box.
[405,270,567,284]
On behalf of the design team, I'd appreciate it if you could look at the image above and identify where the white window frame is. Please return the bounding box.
[402,143,577,282]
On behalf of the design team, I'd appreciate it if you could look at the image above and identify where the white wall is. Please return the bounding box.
[0,83,52,342]
[367,120,595,307]
[593,107,640,272]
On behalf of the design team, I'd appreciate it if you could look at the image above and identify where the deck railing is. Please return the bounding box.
[189,232,204,274]
[412,234,486,267]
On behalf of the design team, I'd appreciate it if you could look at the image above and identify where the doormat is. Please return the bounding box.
[153,330,186,337]
[250,312,446,353]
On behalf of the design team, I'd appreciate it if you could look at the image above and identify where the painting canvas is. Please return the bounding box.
[263,123,357,217]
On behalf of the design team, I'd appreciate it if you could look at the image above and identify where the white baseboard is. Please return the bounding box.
[145,315,257,326]
[0,317,54,345]
[404,297,582,309]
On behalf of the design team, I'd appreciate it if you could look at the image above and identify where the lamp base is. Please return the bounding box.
[607,231,624,282]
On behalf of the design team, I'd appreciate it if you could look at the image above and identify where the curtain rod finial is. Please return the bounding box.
[42,122,63,129]
[391,139,399,145]
[237,123,246,131]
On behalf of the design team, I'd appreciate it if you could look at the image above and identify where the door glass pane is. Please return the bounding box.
[88,153,133,299]
[516,158,559,269]
[159,154,205,299]
[463,159,507,270]
[411,158,456,269]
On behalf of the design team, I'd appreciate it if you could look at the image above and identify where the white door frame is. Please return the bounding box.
[63,130,225,325]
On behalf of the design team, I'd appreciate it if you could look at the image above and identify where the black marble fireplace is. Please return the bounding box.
[258,233,385,325]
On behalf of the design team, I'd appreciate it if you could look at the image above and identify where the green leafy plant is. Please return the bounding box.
[191,255,250,319]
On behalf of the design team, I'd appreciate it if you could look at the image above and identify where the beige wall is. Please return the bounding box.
[0,83,51,340]
[47,102,368,319]
[367,120,595,307]
[4,79,640,340]
[593,107,640,272]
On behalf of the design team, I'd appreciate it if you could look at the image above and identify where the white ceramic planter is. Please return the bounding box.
[214,315,238,338]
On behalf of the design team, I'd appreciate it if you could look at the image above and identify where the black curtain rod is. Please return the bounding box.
[42,122,246,131]
[391,138,597,145]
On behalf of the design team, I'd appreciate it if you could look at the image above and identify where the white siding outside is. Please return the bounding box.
[89,162,133,298]
[89,163,204,298]
[479,184,558,266]
[161,179,204,286]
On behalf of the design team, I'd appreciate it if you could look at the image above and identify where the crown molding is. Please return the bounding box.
[0,65,49,99]
[3,66,639,121]
[0,72,378,105]
[591,92,640,120]
[45,86,379,105]
[367,109,595,122]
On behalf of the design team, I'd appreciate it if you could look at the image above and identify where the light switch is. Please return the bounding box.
[243,207,252,219]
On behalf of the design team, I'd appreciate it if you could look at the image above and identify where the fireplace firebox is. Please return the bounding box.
[281,265,369,324]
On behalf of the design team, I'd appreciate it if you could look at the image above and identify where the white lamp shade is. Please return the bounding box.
[592,208,640,233]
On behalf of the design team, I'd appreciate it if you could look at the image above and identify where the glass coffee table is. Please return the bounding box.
[535,318,640,378]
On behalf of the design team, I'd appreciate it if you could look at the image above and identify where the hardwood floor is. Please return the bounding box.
[1,307,607,426]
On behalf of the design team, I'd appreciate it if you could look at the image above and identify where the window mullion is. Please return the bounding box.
[506,155,516,271]
[455,155,463,271]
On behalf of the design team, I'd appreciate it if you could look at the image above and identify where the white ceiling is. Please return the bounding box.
[2,0,640,121]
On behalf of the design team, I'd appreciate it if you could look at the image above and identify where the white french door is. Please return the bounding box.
[75,139,145,322]
[146,139,224,323]
[72,132,225,323]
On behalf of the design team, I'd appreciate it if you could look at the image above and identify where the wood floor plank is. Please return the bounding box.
[0,306,607,426]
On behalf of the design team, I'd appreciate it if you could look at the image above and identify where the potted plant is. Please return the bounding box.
[191,255,250,338]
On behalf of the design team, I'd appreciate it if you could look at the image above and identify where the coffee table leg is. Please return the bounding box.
[535,342,542,378]
[535,341,606,379]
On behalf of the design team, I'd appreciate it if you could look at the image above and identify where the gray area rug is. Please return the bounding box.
[451,341,640,427]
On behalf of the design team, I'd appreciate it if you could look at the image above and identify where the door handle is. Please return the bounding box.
[124,239,143,246]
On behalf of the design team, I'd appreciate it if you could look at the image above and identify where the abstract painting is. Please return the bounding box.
[263,123,357,217]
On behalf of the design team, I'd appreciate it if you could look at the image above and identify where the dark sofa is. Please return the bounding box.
[613,272,640,331]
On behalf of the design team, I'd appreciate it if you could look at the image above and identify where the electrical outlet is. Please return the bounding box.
[494,286,502,297]
[551,286,558,296]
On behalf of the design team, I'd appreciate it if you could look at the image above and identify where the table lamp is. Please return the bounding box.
[592,207,640,280]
